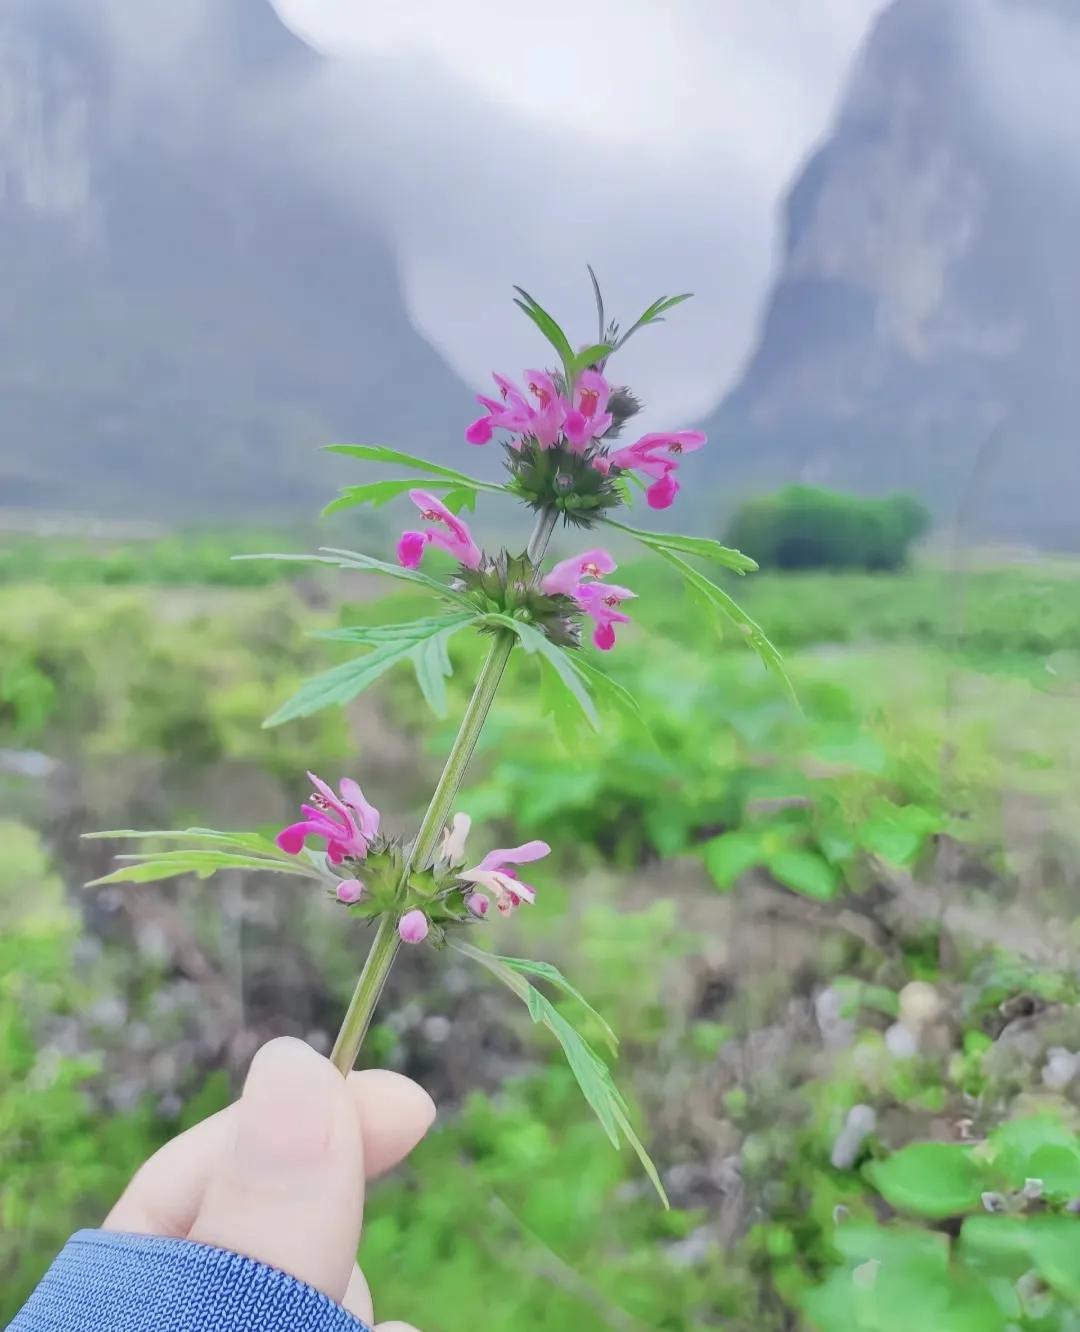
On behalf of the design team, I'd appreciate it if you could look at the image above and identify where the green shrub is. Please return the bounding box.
[725,487,930,572]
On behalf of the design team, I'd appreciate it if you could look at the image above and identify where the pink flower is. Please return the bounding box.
[541,548,634,649]
[439,812,472,867]
[336,879,365,904]
[397,490,482,570]
[460,840,550,916]
[465,371,564,448]
[541,548,617,598]
[277,772,380,866]
[399,909,429,944]
[608,430,707,509]
[563,370,613,450]
[577,580,636,651]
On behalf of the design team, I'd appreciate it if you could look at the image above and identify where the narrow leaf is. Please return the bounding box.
[587,263,605,345]
[603,519,758,574]
[653,548,796,703]
[324,444,504,492]
[236,549,473,609]
[321,479,418,515]
[312,615,472,645]
[452,940,668,1205]
[512,287,575,376]
[614,293,693,350]
[89,850,319,887]
[487,615,599,728]
[572,342,614,373]
[498,955,619,1052]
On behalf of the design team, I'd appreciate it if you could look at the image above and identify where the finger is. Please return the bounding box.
[105,1062,435,1241]
[375,1322,424,1332]
[342,1265,375,1325]
[187,1037,365,1300]
[347,1069,436,1179]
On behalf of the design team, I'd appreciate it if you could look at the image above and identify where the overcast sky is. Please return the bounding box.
[271,0,887,425]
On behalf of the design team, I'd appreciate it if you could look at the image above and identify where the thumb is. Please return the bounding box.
[187,1037,364,1302]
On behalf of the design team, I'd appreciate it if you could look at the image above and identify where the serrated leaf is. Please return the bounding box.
[603,519,758,574]
[236,549,474,609]
[265,615,474,726]
[324,444,504,492]
[652,548,796,703]
[497,954,619,1052]
[488,614,599,729]
[321,479,419,515]
[313,615,470,646]
[567,654,645,729]
[451,940,668,1206]
[411,623,458,718]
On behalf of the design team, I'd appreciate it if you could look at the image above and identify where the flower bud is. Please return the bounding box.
[465,891,490,918]
[335,879,365,904]
[398,909,429,944]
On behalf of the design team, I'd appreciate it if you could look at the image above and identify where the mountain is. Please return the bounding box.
[0,0,475,518]
[702,0,1080,546]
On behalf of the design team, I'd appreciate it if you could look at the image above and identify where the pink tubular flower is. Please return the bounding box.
[460,840,550,916]
[399,909,429,944]
[465,371,563,448]
[397,490,482,570]
[277,772,380,865]
[577,580,636,651]
[541,548,617,598]
[608,430,707,509]
[563,370,613,450]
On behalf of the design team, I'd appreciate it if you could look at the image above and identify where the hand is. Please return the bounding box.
[105,1037,435,1331]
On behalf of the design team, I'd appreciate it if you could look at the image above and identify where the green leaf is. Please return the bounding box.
[512,287,576,379]
[488,615,599,729]
[497,954,619,1052]
[603,519,759,574]
[265,615,474,726]
[866,1143,987,1219]
[613,292,693,351]
[236,548,474,609]
[324,444,504,492]
[768,849,839,901]
[703,831,764,890]
[652,548,796,703]
[89,850,312,886]
[312,615,469,646]
[567,654,646,730]
[572,342,614,373]
[451,940,668,1206]
[321,479,419,515]
[586,263,606,343]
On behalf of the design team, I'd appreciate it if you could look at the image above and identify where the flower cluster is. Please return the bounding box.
[277,776,549,944]
[466,366,705,512]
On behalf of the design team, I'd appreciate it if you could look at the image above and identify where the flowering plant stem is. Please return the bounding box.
[329,506,559,1074]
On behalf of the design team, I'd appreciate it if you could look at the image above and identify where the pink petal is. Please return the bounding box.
[594,622,617,650]
[338,778,380,840]
[397,530,427,569]
[398,909,429,944]
[477,840,551,871]
[276,822,315,855]
[646,473,679,509]
[465,416,494,445]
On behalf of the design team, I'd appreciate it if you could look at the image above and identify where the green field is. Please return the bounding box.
[5,532,1080,1330]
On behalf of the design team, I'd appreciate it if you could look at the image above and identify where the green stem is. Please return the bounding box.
[329,506,559,1074]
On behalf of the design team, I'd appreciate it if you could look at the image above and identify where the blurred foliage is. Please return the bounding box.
[5,535,1080,1328]
[726,486,930,572]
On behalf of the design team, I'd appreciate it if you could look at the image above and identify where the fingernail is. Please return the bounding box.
[234,1038,336,1170]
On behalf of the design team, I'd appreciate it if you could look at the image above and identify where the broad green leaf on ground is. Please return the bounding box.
[768,849,840,901]
[652,548,796,703]
[84,828,324,887]
[265,614,475,726]
[963,1215,1080,1304]
[511,287,576,381]
[602,519,759,574]
[451,940,668,1206]
[703,831,765,891]
[486,614,599,729]
[324,444,505,492]
[236,548,475,609]
[497,955,619,1052]
[866,1142,987,1219]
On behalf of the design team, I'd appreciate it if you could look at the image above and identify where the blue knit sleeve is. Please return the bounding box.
[8,1230,372,1332]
